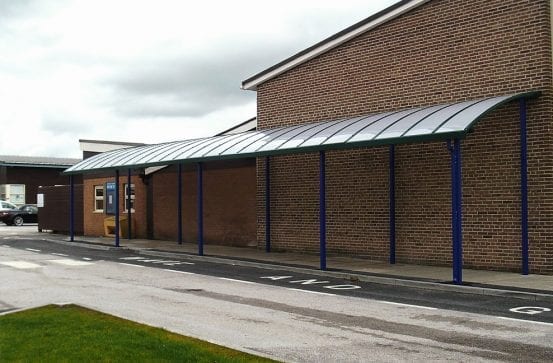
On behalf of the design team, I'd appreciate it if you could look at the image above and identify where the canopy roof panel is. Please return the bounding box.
[65,92,538,175]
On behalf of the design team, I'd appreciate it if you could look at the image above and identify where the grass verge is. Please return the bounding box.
[0,304,275,362]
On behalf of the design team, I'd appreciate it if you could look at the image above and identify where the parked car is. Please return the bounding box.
[0,205,38,226]
[0,200,18,211]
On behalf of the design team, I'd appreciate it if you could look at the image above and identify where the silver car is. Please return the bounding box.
[0,200,18,211]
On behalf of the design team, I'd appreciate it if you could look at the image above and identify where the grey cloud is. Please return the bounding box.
[95,7,378,120]
[0,0,36,21]
[41,112,94,135]
[104,39,301,118]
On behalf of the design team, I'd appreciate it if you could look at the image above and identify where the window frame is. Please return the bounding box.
[123,183,135,213]
[0,184,25,205]
[93,185,104,213]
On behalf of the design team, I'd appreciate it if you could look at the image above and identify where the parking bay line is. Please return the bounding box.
[25,248,41,252]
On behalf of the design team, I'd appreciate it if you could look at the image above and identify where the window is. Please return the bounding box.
[0,184,25,205]
[124,183,135,213]
[94,185,104,212]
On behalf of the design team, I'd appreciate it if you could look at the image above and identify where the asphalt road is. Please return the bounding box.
[2,235,553,324]
[1,229,553,361]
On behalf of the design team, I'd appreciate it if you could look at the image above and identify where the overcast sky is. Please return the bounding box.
[0,0,397,158]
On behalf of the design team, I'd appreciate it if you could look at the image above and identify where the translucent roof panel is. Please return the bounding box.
[64,92,538,175]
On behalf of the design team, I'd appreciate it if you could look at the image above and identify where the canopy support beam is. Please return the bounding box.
[319,151,327,271]
[69,175,74,242]
[520,98,529,275]
[265,156,271,253]
[197,162,204,256]
[448,139,463,284]
[389,145,396,264]
[115,169,120,248]
[127,169,132,240]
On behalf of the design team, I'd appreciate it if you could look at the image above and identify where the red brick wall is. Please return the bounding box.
[256,0,553,273]
[152,160,256,246]
[83,174,147,238]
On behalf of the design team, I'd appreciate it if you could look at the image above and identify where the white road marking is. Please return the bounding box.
[25,248,41,252]
[497,316,553,327]
[119,256,194,265]
[509,306,551,315]
[82,257,92,261]
[376,300,437,310]
[289,279,330,285]
[48,259,93,266]
[324,284,361,290]
[51,253,68,257]
[219,277,256,284]
[138,259,166,263]
[261,276,294,280]
[288,288,336,296]
[119,263,145,268]
[0,261,41,269]
[163,269,195,275]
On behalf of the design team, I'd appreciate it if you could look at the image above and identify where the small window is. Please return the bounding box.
[124,183,135,213]
[94,185,104,212]
[0,184,25,205]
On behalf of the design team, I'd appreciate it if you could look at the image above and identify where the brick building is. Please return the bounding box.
[79,121,257,247]
[0,155,81,205]
[240,0,552,275]
[66,0,553,278]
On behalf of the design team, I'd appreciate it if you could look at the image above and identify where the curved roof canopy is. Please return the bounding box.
[64,92,538,175]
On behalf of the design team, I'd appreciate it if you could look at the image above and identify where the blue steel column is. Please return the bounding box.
[448,141,455,278]
[115,170,120,247]
[450,139,463,285]
[319,151,327,271]
[520,98,529,275]
[389,145,396,264]
[127,169,132,240]
[197,162,204,256]
[69,175,74,242]
[265,156,271,253]
[177,164,183,244]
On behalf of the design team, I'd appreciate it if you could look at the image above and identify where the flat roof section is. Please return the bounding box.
[0,155,81,168]
[63,92,539,175]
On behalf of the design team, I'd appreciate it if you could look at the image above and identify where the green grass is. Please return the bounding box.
[0,304,276,362]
